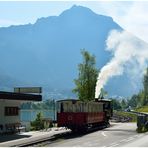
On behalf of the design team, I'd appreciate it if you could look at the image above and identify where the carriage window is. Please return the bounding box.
[63,103,68,112]
[75,104,78,112]
[70,104,73,112]
[61,103,64,112]
[79,103,82,112]
[88,104,91,112]
[57,102,61,113]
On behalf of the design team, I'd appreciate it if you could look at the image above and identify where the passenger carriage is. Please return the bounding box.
[57,99,112,132]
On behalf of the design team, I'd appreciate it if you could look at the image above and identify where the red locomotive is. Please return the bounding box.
[57,99,113,132]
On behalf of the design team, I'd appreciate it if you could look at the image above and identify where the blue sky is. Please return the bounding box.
[0,1,133,26]
[0,1,148,43]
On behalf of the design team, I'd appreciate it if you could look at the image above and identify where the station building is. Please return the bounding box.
[0,91,42,133]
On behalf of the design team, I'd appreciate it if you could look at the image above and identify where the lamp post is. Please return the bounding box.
[53,99,56,127]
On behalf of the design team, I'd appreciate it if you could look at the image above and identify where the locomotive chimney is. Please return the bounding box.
[96,88,104,100]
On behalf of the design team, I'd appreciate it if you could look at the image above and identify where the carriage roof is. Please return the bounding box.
[56,99,78,102]
[56,99,111,104]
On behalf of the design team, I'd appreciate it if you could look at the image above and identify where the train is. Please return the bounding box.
[56,99,113,132]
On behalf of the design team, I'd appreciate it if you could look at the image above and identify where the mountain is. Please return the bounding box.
[0,5,143,98]
[0,73,30,92]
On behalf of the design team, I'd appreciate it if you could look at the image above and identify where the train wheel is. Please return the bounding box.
[71,128,77,133]
[105,120,110,128]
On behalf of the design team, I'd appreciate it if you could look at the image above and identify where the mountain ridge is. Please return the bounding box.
[0,5,143,99]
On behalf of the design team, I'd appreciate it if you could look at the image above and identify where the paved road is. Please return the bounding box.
[121,132,148,147]
[47,122,148,147]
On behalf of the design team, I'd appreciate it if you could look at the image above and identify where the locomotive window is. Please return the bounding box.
[104,102,109,109]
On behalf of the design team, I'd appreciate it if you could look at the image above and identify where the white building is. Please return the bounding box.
[0,91,42,133]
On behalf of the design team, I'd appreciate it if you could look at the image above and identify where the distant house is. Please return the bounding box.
[0,91,42,133]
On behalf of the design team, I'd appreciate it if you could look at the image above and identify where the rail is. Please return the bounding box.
[129,110,148,116]
[9,131,71,147]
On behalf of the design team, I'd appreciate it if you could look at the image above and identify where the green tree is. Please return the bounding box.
[129,67,148,107]
[128,94,138,108]
[138,90,145,106]
[111,98,122,110]
[73,49,98,101]
[121,99,127,110]
[31,112,44,130]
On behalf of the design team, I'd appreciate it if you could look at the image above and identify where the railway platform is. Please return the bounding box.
[0,127,70,147]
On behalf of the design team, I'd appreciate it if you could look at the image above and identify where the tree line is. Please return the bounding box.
[128,68,148,108]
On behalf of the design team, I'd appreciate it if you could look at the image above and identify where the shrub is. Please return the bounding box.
[31,112,44,131]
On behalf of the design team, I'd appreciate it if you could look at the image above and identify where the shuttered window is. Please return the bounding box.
[5,107,19,116]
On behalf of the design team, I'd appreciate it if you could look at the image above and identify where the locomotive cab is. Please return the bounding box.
[95,99,113,123]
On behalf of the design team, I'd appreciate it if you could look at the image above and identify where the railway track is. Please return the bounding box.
[13,131,72,147]
[13,125,108,147]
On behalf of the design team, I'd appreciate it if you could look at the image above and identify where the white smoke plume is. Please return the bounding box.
[95,30,148,98]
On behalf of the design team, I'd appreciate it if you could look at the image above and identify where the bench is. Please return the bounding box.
[5,123,15,133]
[5,122,26,134]
[15,123,26,133]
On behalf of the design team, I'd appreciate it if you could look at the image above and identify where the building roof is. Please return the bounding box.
[0,91,42,101]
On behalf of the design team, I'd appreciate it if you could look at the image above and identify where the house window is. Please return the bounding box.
[5,107,19,116]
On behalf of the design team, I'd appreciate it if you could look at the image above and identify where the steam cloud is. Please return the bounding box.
[95,30,148,98]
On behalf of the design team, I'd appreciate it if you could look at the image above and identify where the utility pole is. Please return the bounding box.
[53,99,56,126]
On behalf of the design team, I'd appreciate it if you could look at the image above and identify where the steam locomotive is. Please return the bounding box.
[57,99,113,132]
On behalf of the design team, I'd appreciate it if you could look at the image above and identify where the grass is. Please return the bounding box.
[114,110,137,122]
[135,106,148,113]
[114,106,148,123]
